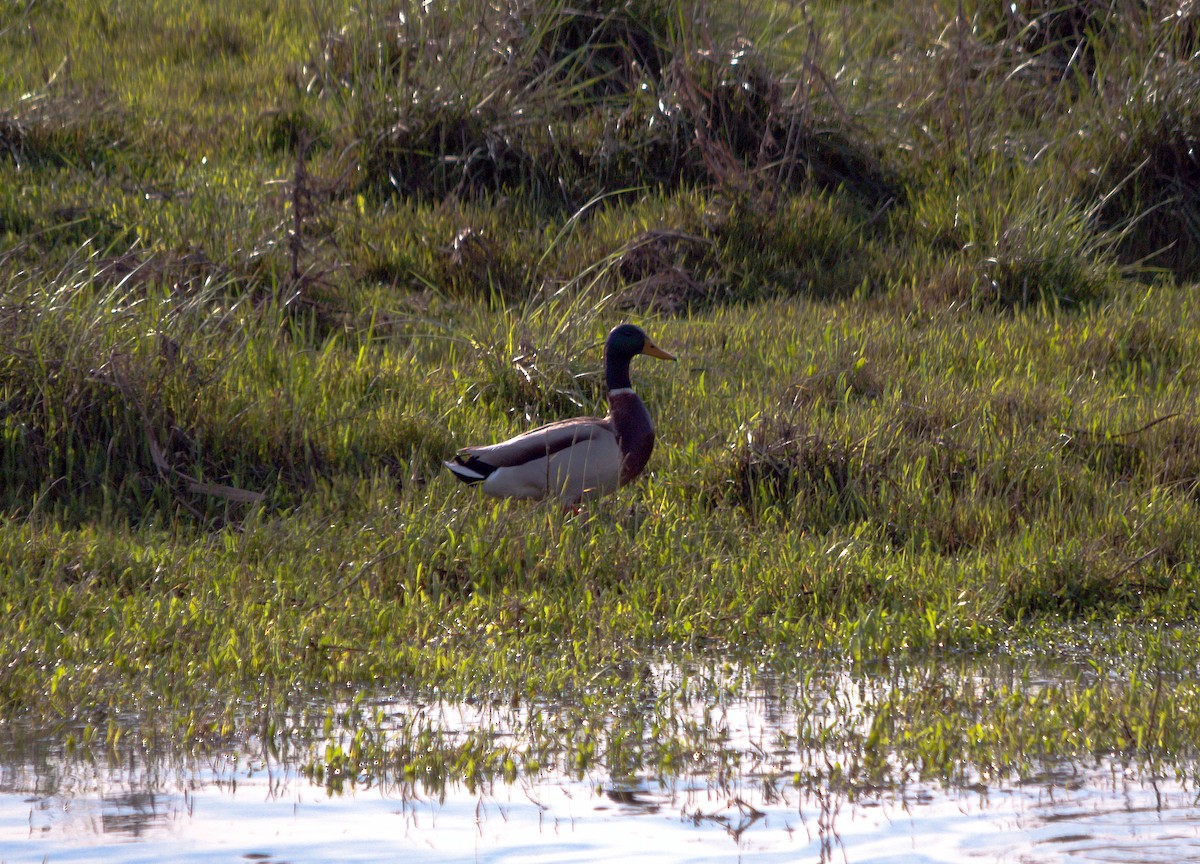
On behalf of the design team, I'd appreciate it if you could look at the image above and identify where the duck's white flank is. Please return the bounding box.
[481,428,622,502]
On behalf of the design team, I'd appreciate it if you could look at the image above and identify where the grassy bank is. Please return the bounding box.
[4,0,1200,788]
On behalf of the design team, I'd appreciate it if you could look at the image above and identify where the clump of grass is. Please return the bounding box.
[712,192,895,299]
[254,101,331,155]
[614,229,720,311]
[0,253,458,523]
[514,0,673,100]
[978,0,1149,82]
[908,160,1117,310]
[653,35,897,204]
[0,93,129,171]
[303,0,895,212]
[1089,62,1200,277]
[348,199,539,299]
[999,540,1129,617]
[1078,311,1184,378]
[943,1,1200,280]
[787,347,882,406]
[1095,414,1200,494]
[721,415,876,528]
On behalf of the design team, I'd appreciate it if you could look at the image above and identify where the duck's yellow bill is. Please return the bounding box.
[643,340,676,361]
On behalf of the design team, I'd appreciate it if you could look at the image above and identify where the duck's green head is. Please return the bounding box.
[606,324,675,362]
[605,324,674,390]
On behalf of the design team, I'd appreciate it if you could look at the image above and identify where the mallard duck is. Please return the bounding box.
[444,323,675,503]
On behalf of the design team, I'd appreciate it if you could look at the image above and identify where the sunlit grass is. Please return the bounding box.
[3,0,1200,794]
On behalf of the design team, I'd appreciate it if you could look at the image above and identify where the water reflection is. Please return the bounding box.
[601,785,664,813]
[29,788,179,842]
[4,752,186,845]
[3,753,1199,864]
[0,658,1199,863]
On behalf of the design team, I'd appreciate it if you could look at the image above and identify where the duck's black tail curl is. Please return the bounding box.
[443,454,495,485]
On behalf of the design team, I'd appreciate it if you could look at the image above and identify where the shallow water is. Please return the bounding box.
[2,660,1199,864]
[4,743,1198,863]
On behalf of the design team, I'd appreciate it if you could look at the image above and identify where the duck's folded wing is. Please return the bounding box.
[458,417,610,468]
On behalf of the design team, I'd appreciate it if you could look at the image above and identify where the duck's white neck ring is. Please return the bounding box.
[608,387,636,396]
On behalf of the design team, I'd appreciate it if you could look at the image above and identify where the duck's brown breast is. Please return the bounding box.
[608,390,655,486]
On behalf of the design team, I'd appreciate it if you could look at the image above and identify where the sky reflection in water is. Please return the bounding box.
[2,662,1200,863]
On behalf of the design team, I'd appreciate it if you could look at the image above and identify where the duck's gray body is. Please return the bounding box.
[444,325,673,504]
